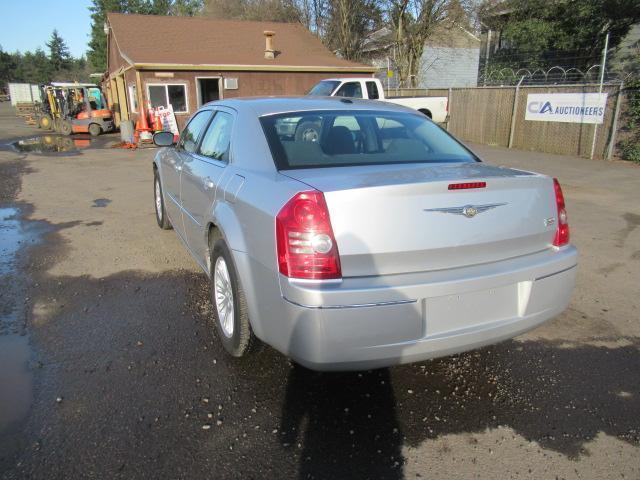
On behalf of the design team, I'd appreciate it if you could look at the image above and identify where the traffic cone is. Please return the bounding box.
[135,105,152,142]
[153,112,163,132]
[136,105,150,131]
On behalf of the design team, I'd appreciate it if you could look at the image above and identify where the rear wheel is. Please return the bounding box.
[88,123,102,137]
[209,237,256,357]
[153,171,172,230]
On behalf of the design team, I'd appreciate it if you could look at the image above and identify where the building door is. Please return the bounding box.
[197,78,221,107]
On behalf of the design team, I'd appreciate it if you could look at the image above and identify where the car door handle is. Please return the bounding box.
[203,177,215,190]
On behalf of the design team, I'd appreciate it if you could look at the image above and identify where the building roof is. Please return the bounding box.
[107,13,374,72]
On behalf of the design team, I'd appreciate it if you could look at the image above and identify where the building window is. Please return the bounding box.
[147,84,188,113]
[128,84,138,112]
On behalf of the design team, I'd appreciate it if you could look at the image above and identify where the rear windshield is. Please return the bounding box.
[260,110,478,170]
[307,81,340,96]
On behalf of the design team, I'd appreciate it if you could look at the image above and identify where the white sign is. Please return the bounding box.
[525,93,608,124]
[153,105,179,135]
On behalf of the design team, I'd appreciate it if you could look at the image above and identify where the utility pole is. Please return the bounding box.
[483,29,492,87]
[590,32,609,159]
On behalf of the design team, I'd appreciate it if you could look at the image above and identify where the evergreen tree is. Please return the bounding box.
[46,29,72,73]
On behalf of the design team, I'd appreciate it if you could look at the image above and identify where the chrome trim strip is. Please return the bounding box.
[535,264,577,281]
[282,297,417,310]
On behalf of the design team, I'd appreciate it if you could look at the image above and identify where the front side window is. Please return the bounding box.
[307,80,340,96]
[147,84,188,113]
[335,82,363,98]
[198,111,233,162]
[179,110,212,153]
[261,110,478,170]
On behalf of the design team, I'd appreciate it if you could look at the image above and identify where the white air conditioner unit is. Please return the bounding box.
[224,78,239,90]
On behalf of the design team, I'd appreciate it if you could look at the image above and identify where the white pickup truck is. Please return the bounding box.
[307,77,449,123]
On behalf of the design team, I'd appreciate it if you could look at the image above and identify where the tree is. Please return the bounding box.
[204,0,302,22]
[388,0,467,87]
[0,46,18,89]
[325,0,382,60]
[46,30,72,73]
[479,0,640,72]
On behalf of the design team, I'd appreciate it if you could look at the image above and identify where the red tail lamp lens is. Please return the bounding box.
[276,191,341,280]
[552,178,570,247]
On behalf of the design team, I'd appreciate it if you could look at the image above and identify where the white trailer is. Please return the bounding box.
[8,83,42,106]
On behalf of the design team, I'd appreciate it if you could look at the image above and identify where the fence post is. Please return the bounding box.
[446,87,452,131]
[606,82,624,161]
[508,76,525,148]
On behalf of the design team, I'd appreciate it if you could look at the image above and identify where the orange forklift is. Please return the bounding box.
[38,83,114,136]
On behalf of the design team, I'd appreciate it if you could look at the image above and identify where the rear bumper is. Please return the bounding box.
[236,246,577,371]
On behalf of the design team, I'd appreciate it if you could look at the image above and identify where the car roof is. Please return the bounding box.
[203,96,414,117]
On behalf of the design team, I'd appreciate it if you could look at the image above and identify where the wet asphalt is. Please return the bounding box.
[0,102,639,479]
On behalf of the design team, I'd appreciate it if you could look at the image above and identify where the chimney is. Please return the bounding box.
[264,31,276,59]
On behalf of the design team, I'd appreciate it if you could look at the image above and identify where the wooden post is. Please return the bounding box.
[508,76,525,148]
[135,70,144,118]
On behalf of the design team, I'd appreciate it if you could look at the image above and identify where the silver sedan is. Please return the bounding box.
[152,97,577,371]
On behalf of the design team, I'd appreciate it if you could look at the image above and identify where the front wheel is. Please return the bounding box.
[210,238,256,357]
[59,119,72,136]
[153,171,172,230]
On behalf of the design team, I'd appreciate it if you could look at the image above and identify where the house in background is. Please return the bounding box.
[361,24,480,89]
[104,13,375,128]
[419,25,481,88]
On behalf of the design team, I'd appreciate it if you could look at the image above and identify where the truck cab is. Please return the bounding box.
[307,78,449,123]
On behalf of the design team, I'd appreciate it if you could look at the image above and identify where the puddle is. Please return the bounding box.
[0,332,32,433]
[0,207,23,276]
[92,198,111,208]
[0,206,43,437]
[9,135,87,155]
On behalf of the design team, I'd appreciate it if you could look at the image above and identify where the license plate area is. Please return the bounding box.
[425,283,518,337]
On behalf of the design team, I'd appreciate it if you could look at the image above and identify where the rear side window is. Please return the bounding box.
[366,81,379,99]
[179,110,212,153]
[260,110,477,170]
[335,82,363,98]
[198,111,233,162]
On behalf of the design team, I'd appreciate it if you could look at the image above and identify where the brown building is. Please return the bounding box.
[104,13,375,129]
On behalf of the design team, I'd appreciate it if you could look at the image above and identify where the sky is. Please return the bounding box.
[0,0,93,58]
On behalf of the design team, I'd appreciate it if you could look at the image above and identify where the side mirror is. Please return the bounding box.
[153,131,175,147]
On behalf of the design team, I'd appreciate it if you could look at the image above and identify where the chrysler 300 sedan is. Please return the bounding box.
[151,97,577,371]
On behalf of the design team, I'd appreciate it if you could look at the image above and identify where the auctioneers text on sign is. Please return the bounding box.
[525,93,608,124]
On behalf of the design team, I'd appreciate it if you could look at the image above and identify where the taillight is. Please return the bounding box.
[276,191,341,280]
[552,178,570,247]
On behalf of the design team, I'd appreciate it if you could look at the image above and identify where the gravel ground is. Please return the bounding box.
[0,102,639,479]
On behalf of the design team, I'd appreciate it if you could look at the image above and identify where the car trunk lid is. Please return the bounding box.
[281,163,558,277]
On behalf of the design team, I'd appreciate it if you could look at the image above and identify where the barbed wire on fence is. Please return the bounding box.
[478,65,635,86]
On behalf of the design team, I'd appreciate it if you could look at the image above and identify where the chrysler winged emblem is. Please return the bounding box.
[424,203,507,218]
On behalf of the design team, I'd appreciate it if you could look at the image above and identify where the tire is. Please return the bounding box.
[153,171,172,230]
[39,114,52,130]
[294,120,321,143]
[88,123,102,137]
[59,119,72,136]
[209,236,256,357]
